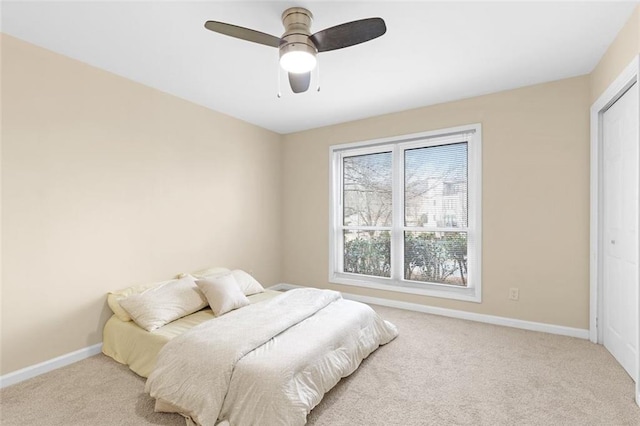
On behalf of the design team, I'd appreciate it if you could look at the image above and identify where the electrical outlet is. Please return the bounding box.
[509,287,519,301]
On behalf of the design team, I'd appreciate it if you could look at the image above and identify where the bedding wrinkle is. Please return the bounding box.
[220,299,397,426]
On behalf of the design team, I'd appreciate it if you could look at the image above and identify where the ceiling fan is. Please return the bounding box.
[204,7,386,94]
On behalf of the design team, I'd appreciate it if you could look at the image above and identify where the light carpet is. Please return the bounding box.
[1,305,638,425]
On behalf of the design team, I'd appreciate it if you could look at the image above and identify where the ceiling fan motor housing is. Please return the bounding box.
[279,7,317,72]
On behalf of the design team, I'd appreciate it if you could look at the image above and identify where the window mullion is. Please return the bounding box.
[336,153,345,274]
[391,145,404,282]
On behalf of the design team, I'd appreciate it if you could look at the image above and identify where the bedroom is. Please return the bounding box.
[1,1,640,425]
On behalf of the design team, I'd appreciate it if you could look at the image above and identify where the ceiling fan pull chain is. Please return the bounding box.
[316,59,321,92]
[277,59,282,98]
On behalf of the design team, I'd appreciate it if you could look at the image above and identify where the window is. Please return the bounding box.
[329,124,482,302]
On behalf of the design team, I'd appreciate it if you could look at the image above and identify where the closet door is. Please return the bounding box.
[602,81,639,380]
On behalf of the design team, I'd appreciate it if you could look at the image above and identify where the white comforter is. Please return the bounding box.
[145,288,398,426]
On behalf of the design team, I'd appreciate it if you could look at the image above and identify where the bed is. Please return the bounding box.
[102,268,398,426]
[102,289,279,378]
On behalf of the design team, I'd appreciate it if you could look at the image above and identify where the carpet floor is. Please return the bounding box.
[1,305,638,425]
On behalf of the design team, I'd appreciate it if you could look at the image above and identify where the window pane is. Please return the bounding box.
[343,230,391,278]
[404,231,467,286]
[343,152,392,227]
[405,143,467,228]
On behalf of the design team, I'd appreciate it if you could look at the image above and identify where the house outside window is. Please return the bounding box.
[329,124,482,302]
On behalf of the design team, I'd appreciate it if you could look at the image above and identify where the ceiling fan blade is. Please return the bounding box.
[289,72,311,94]
[310,17,386,53]
[204,21,281,48]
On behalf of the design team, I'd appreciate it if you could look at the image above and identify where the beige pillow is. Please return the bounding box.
[230,270,265,296]
[196,274,250,317]
[107,279,173,322]
[194,269,264,296]
[119,276,207,331]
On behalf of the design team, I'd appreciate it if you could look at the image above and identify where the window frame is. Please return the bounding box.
[329,124,482,302]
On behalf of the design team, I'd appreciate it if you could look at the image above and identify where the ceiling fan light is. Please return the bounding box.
[280,50,317,73]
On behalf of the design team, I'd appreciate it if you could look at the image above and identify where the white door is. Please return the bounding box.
[602,81,639,381]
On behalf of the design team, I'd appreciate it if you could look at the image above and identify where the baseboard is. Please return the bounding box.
[270,283,590,340]
[0,343,103,389]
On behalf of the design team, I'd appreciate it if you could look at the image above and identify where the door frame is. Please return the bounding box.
[590,54,640,407]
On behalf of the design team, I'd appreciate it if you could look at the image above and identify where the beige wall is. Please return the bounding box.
[591,5,640,102]
[1,35,283,375]
[282,76,591,329]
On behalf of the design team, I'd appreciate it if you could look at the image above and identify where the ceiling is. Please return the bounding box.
[1,1,638,134]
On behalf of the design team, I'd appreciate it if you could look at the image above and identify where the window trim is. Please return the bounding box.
[329,124,482,303]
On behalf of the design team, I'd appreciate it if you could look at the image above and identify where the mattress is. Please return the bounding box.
[102,289,281,378]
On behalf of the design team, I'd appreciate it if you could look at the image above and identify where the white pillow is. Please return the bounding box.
[196,274,250,317]
[195,269,264,296]
[107,279,174,322]
[119,276,207,331]
[230,270,265,296]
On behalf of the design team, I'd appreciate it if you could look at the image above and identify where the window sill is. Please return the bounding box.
[330,272,481,303]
